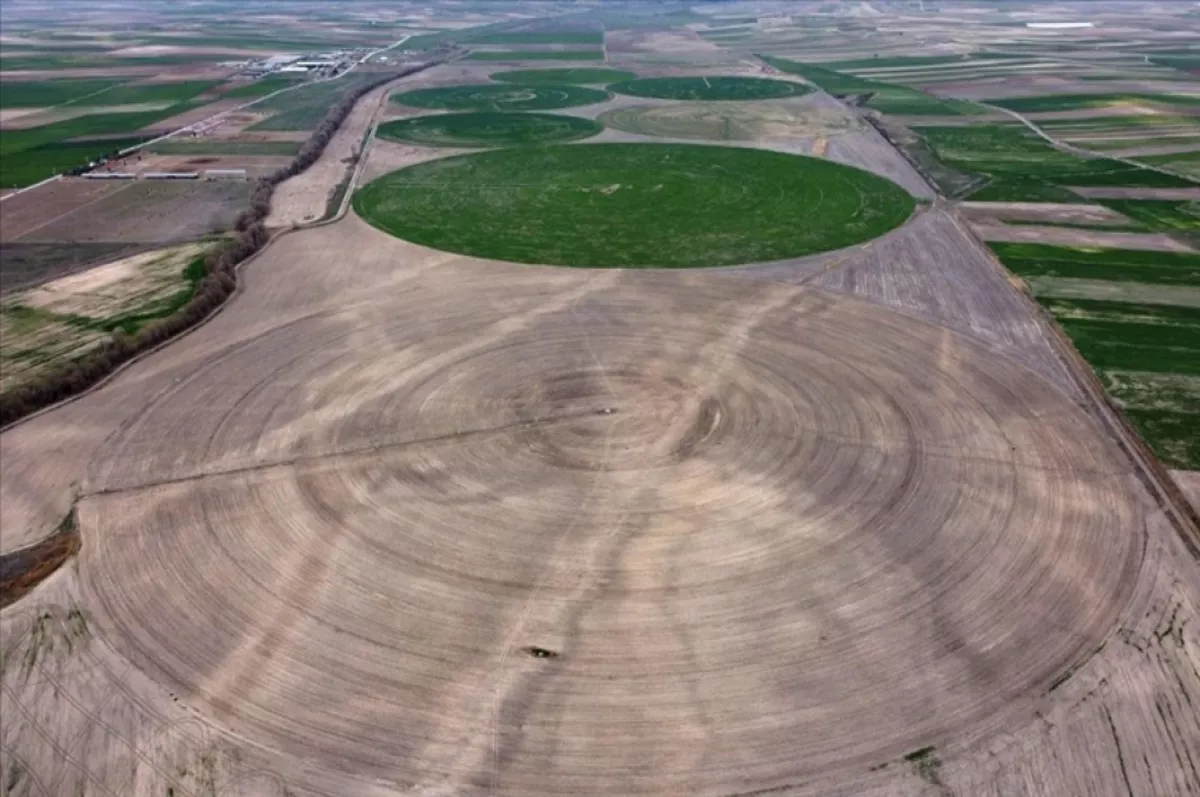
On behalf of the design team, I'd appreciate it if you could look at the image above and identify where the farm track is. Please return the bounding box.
[983,103,1200,185]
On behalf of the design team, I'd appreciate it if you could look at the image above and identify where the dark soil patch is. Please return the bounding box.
[0,509,79,609]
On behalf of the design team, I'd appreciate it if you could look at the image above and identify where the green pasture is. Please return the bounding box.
[469,32,603,45]
[991,243,1200,287]
[375,112,602,148]
[248,73,378,131]
[0,102,200,187]
[0,53,231,71]
[758,56,984,115]
[491,68,637,85]
[77,80,219,106]
[914,124,1195,201]
[392,83,608,112]
[353,143,914,268]
[0,78,122,108]
[1094,199,1200,232]
[465,51,603,61]
[220,75,307,99]
[999,251,1200,468]
[0,137,148,187]
[606,76,809,101]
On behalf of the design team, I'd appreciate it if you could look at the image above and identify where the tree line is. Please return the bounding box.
[0,63,437,427]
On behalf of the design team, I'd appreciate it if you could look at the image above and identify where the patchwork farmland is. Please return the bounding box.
[2,3,1200,797]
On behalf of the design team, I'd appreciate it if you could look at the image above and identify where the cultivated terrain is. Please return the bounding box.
[2,3,1200,797]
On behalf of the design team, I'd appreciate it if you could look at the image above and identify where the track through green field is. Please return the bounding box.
[491,68,638,85]
[376,112,602,148]
[607,76,810,101]
[354,143,913,268]
[392,83,609,112]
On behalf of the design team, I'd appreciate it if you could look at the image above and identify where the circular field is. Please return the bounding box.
[79,269,1142,795]
[377,112,603,148]
[492,67,638,85]
[607,75,810,101]
[392,83,609,112]
[599,101,855,141]
[354,143,915,267]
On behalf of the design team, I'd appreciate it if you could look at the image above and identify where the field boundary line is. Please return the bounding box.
[0,174,61,203]
[945,207,1200,557]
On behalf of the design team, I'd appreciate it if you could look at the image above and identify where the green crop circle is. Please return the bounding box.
[392,83,609,112]
[608,76,810,101]
[354,143,914,268]
[491,68,638,85]
[376,112,603,148]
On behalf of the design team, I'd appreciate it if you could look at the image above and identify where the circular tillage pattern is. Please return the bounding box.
[79,271,1142,795]
[492,67,638,85]
[599,101,855,141]
[353,143,915,268]
[392,83,609,112]
[607,75,810,101]
[376,112,603,148]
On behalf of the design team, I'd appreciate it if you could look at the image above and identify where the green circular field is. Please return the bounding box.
[607,76,810,102]
[392,83,609,112]
[491,68,638,85]
[354,143,914,268]
[376,112,603,148]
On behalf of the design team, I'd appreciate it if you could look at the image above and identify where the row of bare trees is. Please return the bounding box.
[0,63,434,427]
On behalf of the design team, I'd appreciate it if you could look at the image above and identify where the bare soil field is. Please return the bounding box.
[0,179,128,242]
[959,201,1131,226]
[136,99,242,133]
[112,151,292,178]
[0,242,150,295]
[358,138,474,186]
[724,207,1074,392]
[1109,141,1200,158]
[188,110,272,137]
[1072,186,1200,201]
[0,107,45,126]
[4,21,1200,797]
[968,223,1195,252]
[18,181,250,244]
[605,30,739,66]
[825,128,934,199]
[0,66,163,80]
[1174,470,1200,514]
[0,242,209,392]
[2,208,1197,797]
[266,74,413,227]
[1027,277,1200,307]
